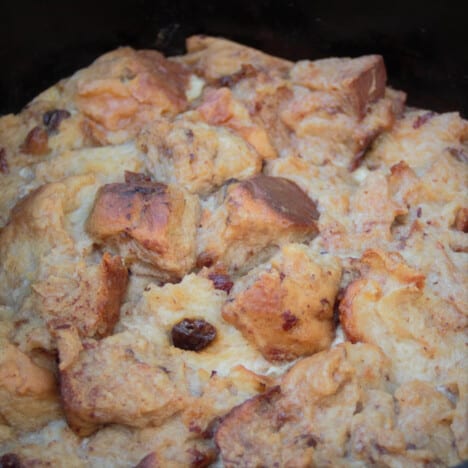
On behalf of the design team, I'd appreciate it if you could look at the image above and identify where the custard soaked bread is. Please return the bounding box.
[0,36,466,467]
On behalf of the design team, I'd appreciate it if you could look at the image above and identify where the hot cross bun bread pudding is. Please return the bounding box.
[0,35,467,467]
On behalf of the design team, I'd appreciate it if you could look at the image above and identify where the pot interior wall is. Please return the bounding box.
[1,0,467,116]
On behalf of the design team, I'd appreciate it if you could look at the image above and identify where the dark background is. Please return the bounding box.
[1,0,467,116]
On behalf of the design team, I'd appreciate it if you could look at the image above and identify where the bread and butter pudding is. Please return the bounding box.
[0,35,466,467]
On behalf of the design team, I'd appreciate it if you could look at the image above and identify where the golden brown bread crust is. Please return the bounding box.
[279,83,402,168]
[86,177,200,280]
[197,175,319,272]
[222,244,341,361]
[186,38,405,168]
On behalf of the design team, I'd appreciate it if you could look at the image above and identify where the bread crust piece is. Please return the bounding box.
[86,177,200,280]
[280,84,403,167]
[197,175,319,273]
[57,329,187,437]
[222,244,341,361]
[216,342,462,467]
[118,272,280,436]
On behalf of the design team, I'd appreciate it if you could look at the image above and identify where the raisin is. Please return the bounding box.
[453,207,468,233]
[134,452,158,468]
[0,453,23,468]
[196,253,215,268]
[187,448,216,468]
[412,111,436,129]
[20,126,49,155]
[218,64,257,87]
[305,435,318,448]
[282,310,298,331]
[208,273,233,293]
[447,147,468,164]
[171,318,216,351]
[0,148,8,174]
[43,109,71,134]
[124,171,152,184]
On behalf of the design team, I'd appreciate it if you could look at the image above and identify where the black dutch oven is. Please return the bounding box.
[1,0,467,116]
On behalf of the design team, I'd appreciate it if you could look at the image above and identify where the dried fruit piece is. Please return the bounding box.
[20,126,49,155]
[207,273,233,293]
[0,147,8,174]
[171,319,217,351]
[43,109,71,134]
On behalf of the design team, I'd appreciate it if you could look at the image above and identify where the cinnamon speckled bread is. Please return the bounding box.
[0,36,466,467]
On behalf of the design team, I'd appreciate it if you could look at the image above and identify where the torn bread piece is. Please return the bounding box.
[177,35,292,83]
[281,56,405,167]
[197,175,319,273]
[339,249,467,387]
[222,244,341,361]
[68,47,191,145]
[0,176,128,353]
[56,328,187,437]
[138,91,267,195]
[290,55,387,119]
[86,174,200,280]
[0,342,62,431]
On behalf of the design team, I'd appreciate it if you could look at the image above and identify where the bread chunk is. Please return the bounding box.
[0,343,62,431]
[197,87,277,160]
[34,252,128,338]
[216,342,462,467]
[290,55,387,119]
[0,177,128,353]
[367,110,468,170]
[222,244,341,361]
[197,175,319,272]
[280,84,404,167]
[138,111,263,196]
[71,48,190,144]
[57,330,187,436]
[178,35,292,83]
[119,272,279,416]
[340,249,467,386]
[86,176,200,280]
